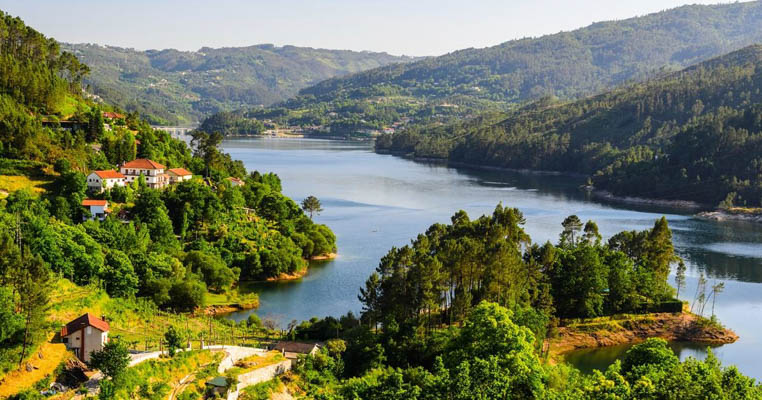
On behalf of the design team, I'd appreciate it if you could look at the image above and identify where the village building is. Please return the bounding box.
[120,159,169,189]
[60,313,109,362]
[101,111,124,120]
[82,199,110,221]
[226,177,245,187]
[167,167,193,183]
[272,341,321,359]
[205,376,230,397]
[86,170,126,192]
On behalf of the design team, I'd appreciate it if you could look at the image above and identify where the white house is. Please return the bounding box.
[82,199,109,221]
[167,167,193,183]
[61,313,109,362]
[120,159,169,189]
[86,170,126,193]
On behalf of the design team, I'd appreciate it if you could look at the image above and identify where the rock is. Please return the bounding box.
[25,362,35,372]
[57,357,90,387]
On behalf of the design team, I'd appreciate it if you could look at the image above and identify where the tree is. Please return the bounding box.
[675,260,687,299]
[560,215,583,246]
[101,250,138,298]
[164,326,184,356]
[88,340,130,379]
[358,272,382,330]
[16,253,50,367]
[301,195,324,219]
[709,281,725,317]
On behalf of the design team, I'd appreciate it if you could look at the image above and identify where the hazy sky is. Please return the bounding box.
[0,0,738,56]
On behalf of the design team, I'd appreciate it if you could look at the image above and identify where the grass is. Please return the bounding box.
[239,377,283,400]
[49,278,273,352]
[724,206,762,215]
[114,350,223,400]
[0,175,51,197]
[225,351,285,379]
[0,342,71,398]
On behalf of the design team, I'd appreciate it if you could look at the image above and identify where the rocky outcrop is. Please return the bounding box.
[550,312,738,356]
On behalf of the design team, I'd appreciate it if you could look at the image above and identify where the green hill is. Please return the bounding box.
[226,1,762,134]
[63,42,416,125]
[377,45,762,208]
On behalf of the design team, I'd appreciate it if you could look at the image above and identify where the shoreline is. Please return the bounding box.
[591,190,706,211]
[696,210,762,224]
[549,311,738,360]
[203,301,259,315]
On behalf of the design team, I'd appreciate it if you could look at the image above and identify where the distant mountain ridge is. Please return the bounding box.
[63,42,417,124]
[237,1,762,132]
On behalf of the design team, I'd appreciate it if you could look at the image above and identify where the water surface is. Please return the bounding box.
[221,138,762,379]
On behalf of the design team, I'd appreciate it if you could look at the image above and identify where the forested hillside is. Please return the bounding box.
[378,45,762,208]
[63,43,415,124]
[0,10,335,376]
[223,1,762,135]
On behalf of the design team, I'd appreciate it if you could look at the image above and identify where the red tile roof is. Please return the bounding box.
[82,199,108,207]
[168,168,192,176]
[61,313,110,337]
[227,177,244,184]
[122,159,166,170]
[102,112,124,119]
[92,170,125,179]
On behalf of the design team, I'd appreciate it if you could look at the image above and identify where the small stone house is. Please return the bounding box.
[272,341,321,359]
[61,313,110,362]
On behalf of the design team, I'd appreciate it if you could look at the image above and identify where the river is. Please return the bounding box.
[221,137,762,379]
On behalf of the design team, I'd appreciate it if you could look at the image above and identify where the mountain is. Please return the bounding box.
[228,1,762,134]
[377,45,762,208]
[63,43,416,124]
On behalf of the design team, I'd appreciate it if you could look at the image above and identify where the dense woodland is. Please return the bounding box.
[0,11,334,376]
[63,43,415,124]
[280,206,758,399]
[204,1,762,136]
[378,45,762,208]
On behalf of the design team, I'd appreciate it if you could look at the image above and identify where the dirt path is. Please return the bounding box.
[168,371,196,400]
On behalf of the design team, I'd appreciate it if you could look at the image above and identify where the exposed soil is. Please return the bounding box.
[266,267,309,282]
[549,312,738,358]
[310,252,337,261]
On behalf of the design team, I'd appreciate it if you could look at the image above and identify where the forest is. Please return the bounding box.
[272,205,758,399]
[0,10,335,376]
[63,42,415,124]
[377,44,762,208]
[198,1,762,136]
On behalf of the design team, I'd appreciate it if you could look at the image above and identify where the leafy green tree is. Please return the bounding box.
[88,340,130,379]
[164,326,184,356]
[100,250,138,298]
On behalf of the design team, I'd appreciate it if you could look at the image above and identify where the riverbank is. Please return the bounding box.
[697,209,762,224]
[549,311,738,362]
[591,190,705,210]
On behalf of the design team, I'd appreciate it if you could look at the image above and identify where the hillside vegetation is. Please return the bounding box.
[213,1,762,135]
[378,45,762,208]
[63,42,416,124]
[0,10,335,386]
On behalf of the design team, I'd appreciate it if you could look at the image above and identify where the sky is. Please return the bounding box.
[0,0,739,56]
